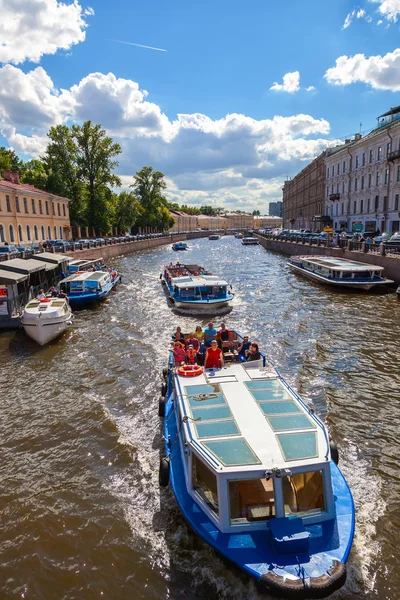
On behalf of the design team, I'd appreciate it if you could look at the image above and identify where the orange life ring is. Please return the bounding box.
[177,365,204,377]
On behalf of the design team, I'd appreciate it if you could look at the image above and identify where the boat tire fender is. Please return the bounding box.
[159,457,170,487]
[330,440,339,465]
[161,382,167,397]
[158,397,166,418]
[261,561,346,599]
[162,367,169,380]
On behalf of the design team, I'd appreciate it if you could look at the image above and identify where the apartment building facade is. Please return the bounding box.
[0,171,71,244]
[325,107,400,234]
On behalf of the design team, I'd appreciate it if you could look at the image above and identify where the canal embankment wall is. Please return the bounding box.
[256,235,400,284]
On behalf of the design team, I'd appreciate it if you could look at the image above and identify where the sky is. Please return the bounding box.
[1,0,400,213]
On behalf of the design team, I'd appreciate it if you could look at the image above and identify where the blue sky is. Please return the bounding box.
[0,0,400,211]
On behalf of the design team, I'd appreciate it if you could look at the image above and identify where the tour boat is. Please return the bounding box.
[209,234,220,240]
[288,256,393,291]
[159,334,355,598]
[68,258,106,274]
[234,233,243,239]
[21,297,72,345]
[160,263,234,312]
[172,242,188,251]
[110,268,121,288]
[59,271,113,307]
[242,237,259,245]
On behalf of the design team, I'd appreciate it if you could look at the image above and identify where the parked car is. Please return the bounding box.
[386,232,400,244]
[95,238,105,244]
[372,232,391,243]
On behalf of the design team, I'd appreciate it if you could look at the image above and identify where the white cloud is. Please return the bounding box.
[325,48,400,90]
[342,8,372,29]
[270,71,300,93]
[0,0,93,65]
[306,86,316,92]
[0,65,338,211]
[370,0,400,22]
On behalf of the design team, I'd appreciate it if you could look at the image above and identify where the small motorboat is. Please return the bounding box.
[59,271,113,307]
[242,237,259,245]
[209,234,220,240]
[21,297,72,345]
[159,332,355,598]
[234,233,243,239]
[110,268,121,288]
[288,256,393,291]
[172,242,188,251]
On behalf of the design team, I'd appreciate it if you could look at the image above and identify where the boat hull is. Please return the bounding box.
[22,316,72,345]
[171,297,233,311]
[68,287,112,307]
[289,262,391,290]
[162,375,354,598]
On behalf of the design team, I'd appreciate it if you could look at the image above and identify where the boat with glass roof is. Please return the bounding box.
[59,271,113,307]
[288,255,393,290]
[160,263,234,312]
[209,234,220,240]
[172,241,188,251]
[159,334,354,598]
[241,236,259,245]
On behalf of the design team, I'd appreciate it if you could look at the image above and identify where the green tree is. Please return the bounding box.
[21,159,48,189]
[114,191,140,233]
[0,147,24,176]
[252,209,260,216]
[131,166,174,231]
[72,121,122,233]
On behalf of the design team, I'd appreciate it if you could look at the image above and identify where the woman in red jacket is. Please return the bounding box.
[205,340,224,369]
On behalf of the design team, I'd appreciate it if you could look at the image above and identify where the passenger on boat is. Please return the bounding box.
[204,340,224,369]
[237,336,251,360]
[172,326,185,343]
[185,333,200,351]
[49,287,58,298]
[58,289,69,302]
[186,345,198,365]
[171,341,186,366]
[246,342,261,362]
[193,325,204,342]
[204,322,218,347]
[218,322,231,348]
[36,289,46,300]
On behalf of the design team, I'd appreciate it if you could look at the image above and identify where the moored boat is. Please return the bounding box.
[172,242,188,251]
[209,234,220,240]
[234,232,243,239]
[288,255,393,290]
[159,333,355,598]
[21,297,72,345]
[59,271,113,307]
[161,263,234,312]
[242,237,259,245]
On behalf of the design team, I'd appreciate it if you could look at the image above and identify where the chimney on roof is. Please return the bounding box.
[12,171,20,184]
[354,133,362,142]
[345,139,350,144]
[3,169,12,181]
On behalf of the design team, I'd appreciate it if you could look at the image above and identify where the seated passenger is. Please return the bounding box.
[172,326,185,343]
[186,344,198,365]
[246,342,261,362]
[58,289,69,302]
[203,322,218,347]
[185,333,200,351]
[218,322,231,348]
[193,325,204,342]
[36,289,46,300]
[237,336,251,360]
[170,341,186,366]
[205,340,224,369]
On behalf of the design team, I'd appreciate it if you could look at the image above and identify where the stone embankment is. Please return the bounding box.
[256,235,400,284]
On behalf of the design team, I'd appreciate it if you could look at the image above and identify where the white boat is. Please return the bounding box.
[21,297,72,345]
[288,256,393,291]
[234,233,243,239]
[242,237,259,245]
[209,234,220,240]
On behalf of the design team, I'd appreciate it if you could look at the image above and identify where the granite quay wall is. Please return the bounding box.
[256,235,400,284]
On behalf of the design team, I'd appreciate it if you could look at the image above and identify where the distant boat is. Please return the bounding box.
[59,271,114,307]
[21,297,72,345]
[209,234,220,240]
[234,233,243,239]
[160,263,233,312]
[288,256,393,291]
[242,237,259,245]
[172,242,188,251]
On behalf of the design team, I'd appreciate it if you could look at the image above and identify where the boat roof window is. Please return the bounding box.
[203,438,261,466]
[276,431,318,461]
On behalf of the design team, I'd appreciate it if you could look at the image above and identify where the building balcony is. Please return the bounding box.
[329,193,341,201]
[388,149,400,162]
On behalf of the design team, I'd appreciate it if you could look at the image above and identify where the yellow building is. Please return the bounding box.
[0,171,71,244]
[224,213,254,229]
[253,215,283,229]
[196,215,228,230]
[169,211,199,232]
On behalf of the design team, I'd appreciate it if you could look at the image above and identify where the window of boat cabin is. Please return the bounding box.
[282,470,325,517]
[192,454,219,516]
[229,478,275,524]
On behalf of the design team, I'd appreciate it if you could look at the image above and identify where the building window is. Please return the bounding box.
[0,225,4,242]
[41,225,45,240]
[15,196,20,212]
[385,168,389,184]
[327,167,330,178]
[336,183,339,193]
[23,197,28,213]
[52,202,55,215]
[57,203,61,216]
[6,195,11,212]
[356,156,359,168]
[337,164,340,175]
[34,225,38,241]
[9,224,15,243]
[63,204,66,217]
[341,202,344,215]
[369,150,373,163]
[397,166,400,182]
[355,178,358,191]
[375,195,379,211]
[353,201,357,213]
[342,182,345,193]
[361,176,364,190]
[395,194,399,211]
[331,185,334,194]
[362,153,366,166]
[360,199,364,213]
[387,142,391,156]
[26,225,31,241]
[326,185,329,197]
[46,201,49,215]
[376,172,380,186]
[383,196,388,212]
[39,199,42,214]
[18,224,23,242]
[48,226,51,240]
[59,226,63,239]
[367,198,370,213]
[377,146,382,160]
[54,226,57,239]
[31,198,36,214]
[368,173,372,188]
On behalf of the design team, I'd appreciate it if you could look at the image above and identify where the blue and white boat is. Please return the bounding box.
[209,234,220,240]
[161,263,234,312]
[59,271,113,307]
[288,255,393,291]
[67,258,106,274]
[159,334,355,598]
[172,242,188,251]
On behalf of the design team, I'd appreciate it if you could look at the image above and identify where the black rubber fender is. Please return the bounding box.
[158,397,166,417]
[162,367,169,380]
[330,440,339,465]
[260,561,346,599]
[159,457,170,487]
[161,382,167,397]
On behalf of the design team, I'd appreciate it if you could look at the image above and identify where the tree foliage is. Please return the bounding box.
[114,191,140,232]
[131,166,174,231]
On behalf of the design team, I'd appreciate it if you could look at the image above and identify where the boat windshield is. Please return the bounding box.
[229,477,275,524]
[192,454,219,516]
[282,470,325,517]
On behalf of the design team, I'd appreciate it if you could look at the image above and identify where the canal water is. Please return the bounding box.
[1,236,399,600]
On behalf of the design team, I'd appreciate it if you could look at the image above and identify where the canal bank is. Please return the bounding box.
[256,235,400,284]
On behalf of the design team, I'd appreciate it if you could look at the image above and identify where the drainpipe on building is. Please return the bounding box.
[347,145,353,231]
[387,128,393,233]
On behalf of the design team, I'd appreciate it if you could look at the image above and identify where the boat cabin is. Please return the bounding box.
[291,256,385,281]
[60,270,112,294]
[172,361,334,535]
[67,258,105,273]
[172,275,231,301]
[0,270,30,326]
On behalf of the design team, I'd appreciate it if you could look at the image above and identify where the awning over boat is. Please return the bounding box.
[0,258,47,275]
[173,276,229,288]
[30,259,58,271]
[32,252,72,265]
[0,270,29,284]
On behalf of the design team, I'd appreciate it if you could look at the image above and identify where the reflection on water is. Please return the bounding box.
[1,236,399,599]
